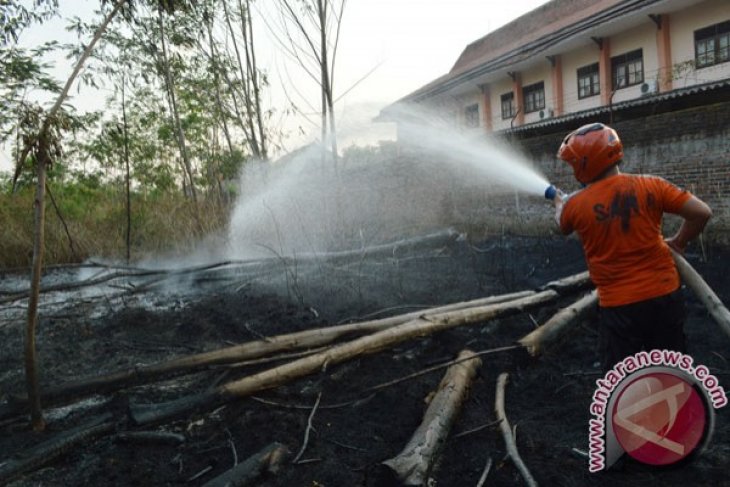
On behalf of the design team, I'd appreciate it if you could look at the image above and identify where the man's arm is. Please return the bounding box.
[665,196,712,253]
[553,191,573,235]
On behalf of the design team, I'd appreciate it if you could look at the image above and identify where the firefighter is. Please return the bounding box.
[553,122,712,371]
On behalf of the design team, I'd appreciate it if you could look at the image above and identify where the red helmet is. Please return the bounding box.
[557,123,623,184]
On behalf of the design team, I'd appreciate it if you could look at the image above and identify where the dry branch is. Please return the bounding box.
[381,350,482,485]
[201,442,290,487]
[518,291,598,356]
[129,290,559,425]
[673,251,730,338]
[292,392,322,463]
[495,373,537,487]
[2,286,559,416]
[366,345,519,393]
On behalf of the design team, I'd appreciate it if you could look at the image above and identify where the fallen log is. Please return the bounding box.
[0,413,115,484]
[495,373,537,487]
[201,442,290,487]
[518,290,598,356]
[381,350,482,485]
[114,430,186,445]
[672,251,730,339]
[2,286,558,416]
[129,289,558,425]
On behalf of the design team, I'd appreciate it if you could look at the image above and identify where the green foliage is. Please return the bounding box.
[1,0,59,46]
[0,0,290,269]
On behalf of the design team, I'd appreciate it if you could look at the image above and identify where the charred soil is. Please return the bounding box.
[0,235,728,486]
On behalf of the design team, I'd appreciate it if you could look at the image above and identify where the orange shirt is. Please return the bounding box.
[560,174,691,307]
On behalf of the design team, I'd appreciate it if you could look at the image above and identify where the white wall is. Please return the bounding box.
[608,21,659,104]
[562,44,604,113]
[670,0,730,89]
[521,63,553,125]
[490,77,516,132]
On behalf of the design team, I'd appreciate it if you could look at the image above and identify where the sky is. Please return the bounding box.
[1,0,552,170]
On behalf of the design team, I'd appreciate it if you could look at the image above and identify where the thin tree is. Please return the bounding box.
[156,2,199,206]
[12,0,129,431]
[221,0,263,159]
[238,0,267,159]
[273,0,347,166]
[121,73,132,262]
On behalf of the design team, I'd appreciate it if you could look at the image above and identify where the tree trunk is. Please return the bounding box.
[23,0,129,431]
[518,290,598,356]
[129,290,558,425]
[205,7,235,156]
[242,0,267,160]
[317,0,329,166]
[157,4,199,207]
[381,350,482,485]
[121,75,132,263]
[26,145,48,431]
[222,0,261,158]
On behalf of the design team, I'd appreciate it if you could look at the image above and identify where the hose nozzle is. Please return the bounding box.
[544,185,559,200]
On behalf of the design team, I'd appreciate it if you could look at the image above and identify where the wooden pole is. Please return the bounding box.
[672,251,730,339]
[518,290,598,356]
[381,350,482,485]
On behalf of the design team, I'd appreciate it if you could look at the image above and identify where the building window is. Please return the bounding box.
[577,63,600,99]
[522,82,545,113]
[501,93,515,119]
[695,21,730,68]
[612,49,643,89]
[464,104,479,128]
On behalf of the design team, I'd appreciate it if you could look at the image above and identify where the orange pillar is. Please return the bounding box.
[551,55,564,116]
[599,38,612,105]
[656,14,673,92]
[512,73,524,126]
[480,84,493,132]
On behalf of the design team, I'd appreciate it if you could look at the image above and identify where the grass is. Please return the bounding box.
[0,187,230,269]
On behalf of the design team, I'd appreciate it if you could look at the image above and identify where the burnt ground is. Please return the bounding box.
[0,233,728,486]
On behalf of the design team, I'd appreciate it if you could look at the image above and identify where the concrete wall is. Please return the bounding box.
[670,0,730,89]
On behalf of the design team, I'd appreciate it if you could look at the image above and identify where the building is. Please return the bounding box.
[382,0,730,238]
